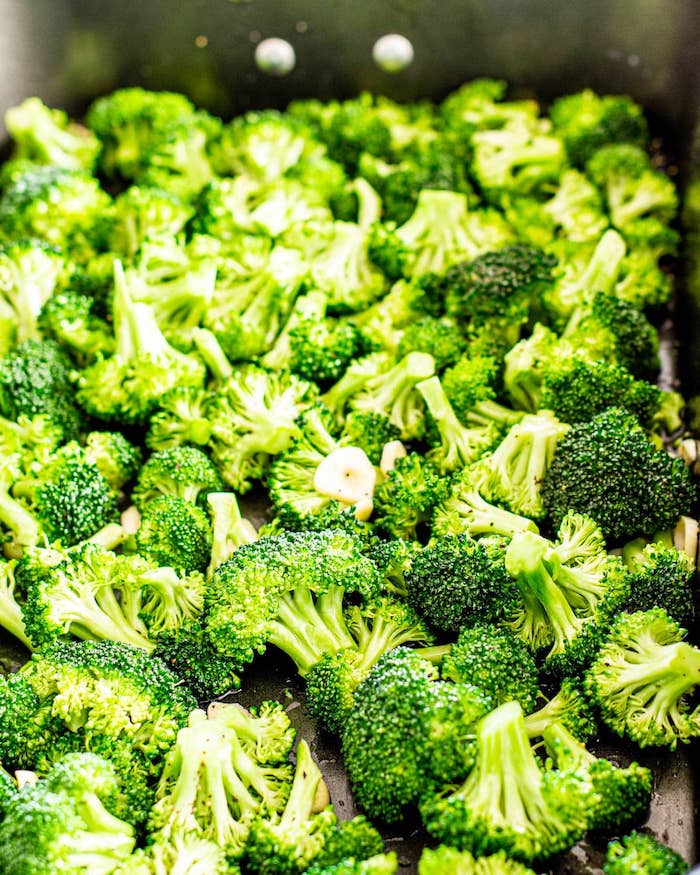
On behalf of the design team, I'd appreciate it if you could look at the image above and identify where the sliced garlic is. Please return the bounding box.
[15,770,38,789]
[312,777,331,813]
[380,440,407,475]
[314,446,376,507]
[673,515,699,567]
[121,505,141,535]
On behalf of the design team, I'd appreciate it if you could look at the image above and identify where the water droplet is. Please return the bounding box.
[372,33,414,73]
[255,37,296,76]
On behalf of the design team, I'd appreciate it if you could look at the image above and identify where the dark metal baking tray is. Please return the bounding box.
[0,0,699,870]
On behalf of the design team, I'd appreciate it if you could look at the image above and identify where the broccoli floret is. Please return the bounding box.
[395,190,512,277]
[6,96,102,171]
[289,316,368,384]
[132,445,223,509]
[320,353,394,424]
[543,721,652,832]
[304,221,388,314]
[77,260,205,424]
[117,832,237,875]
[306,853,398,875]
[305,597,434,734]
[420,700,588,863]
[541,168,609,241]
[132,495,212,573]
[442,623,539,713]
[149,707,293,860]
[0,753,136,874]
[440,78,539,133]
[86,87,198,178]
[471,119,566,201]
[135,110,220,199]
[146,385,214,451]
[204,529,381,672]
[540,356,662,426]
[479,411,570,520]
[549,90,648,166]
[373,453,450,541]
[621,541,695,627]
[615,249,673,309]
[208,366,316,493]
[396,317,466,372]
[542,229,627,328]
[341,648,491,823]
[0,165,112,261]
[338,411,401,467]
[523,678,598,743]
[207,491,258,575]
[432,464,539,539]
[349,351,435,440]
[261,290,328,371]
[442,245,557,336]
[212,109,323,180]
[586,143,678,229]
[441,356,523,431]
[209,699,295,764]
[0,338,85,441]
[12,442,119,547]
[542,407,695,541]
[603,831,687,875]
[586,608,700,748]
[417,375,499,473]
[38,289,115,365]
[504,522,629,673]
[17,542,151,650]
[84,431,142,491]
[405,533,518,633]
[0,411,62,473]
[109,185,193,257]
[418,846,537,875]
[0,238,64,345]
[502,322,566,412]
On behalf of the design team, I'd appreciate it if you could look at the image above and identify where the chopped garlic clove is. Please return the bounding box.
[380,440,407,475]
[314,446,376,506]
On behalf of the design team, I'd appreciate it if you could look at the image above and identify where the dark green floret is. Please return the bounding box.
[405,534,518,634]
[132,494,212,573]
[84,431,142,491]
[621,541,695,627]
[442,623,539,713]
[38,289,115,365]
[542,407,695,541]
[341,648,491,823]
[373,453,450,540]
[132,445,223,509]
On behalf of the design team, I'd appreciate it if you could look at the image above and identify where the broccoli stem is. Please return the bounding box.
[414,643,452,665]
[0,573,32,650]
[541,722,595,769]
[467,399,524,429]
[347,604,432,674]
[207,492,258,576]
[262,291,327,371]
[445,477,539,538]
[86,523,128,551]
[0,487,40,546]
[269,585,355,675]
[279,740,324,830]
[192,328,233,381]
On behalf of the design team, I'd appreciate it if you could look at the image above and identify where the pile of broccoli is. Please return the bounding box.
[0,80,694,872]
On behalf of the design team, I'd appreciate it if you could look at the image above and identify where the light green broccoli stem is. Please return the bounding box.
[506,531,584,656]
[560,230,626,336]
[396,190,474,275]
[345,602,433,674]
[192,328,233,381]
[86,523,128,551]
[353,178,382,228]
[352,352,435,430]
[620,537,650,570]
[414,643,452,666]
[485,412,570,519]
[542,722,595,770]
[321,354,390,421]
[0,566,32,649]
[466,399,524,429]
[607,641,700,706]
[262,291,328,371]
[460,701,548,833]
[207,492,258,576]
[268,584,355,676]
[279,740,324,830]
[438,472,540,538]
[417,376,491,469]
[0,485,40,547]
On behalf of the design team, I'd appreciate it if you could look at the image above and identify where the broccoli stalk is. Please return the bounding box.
[0,459,41,547]
[417,376,497,472]
[0,559,33,649]
[207,492,258,576]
